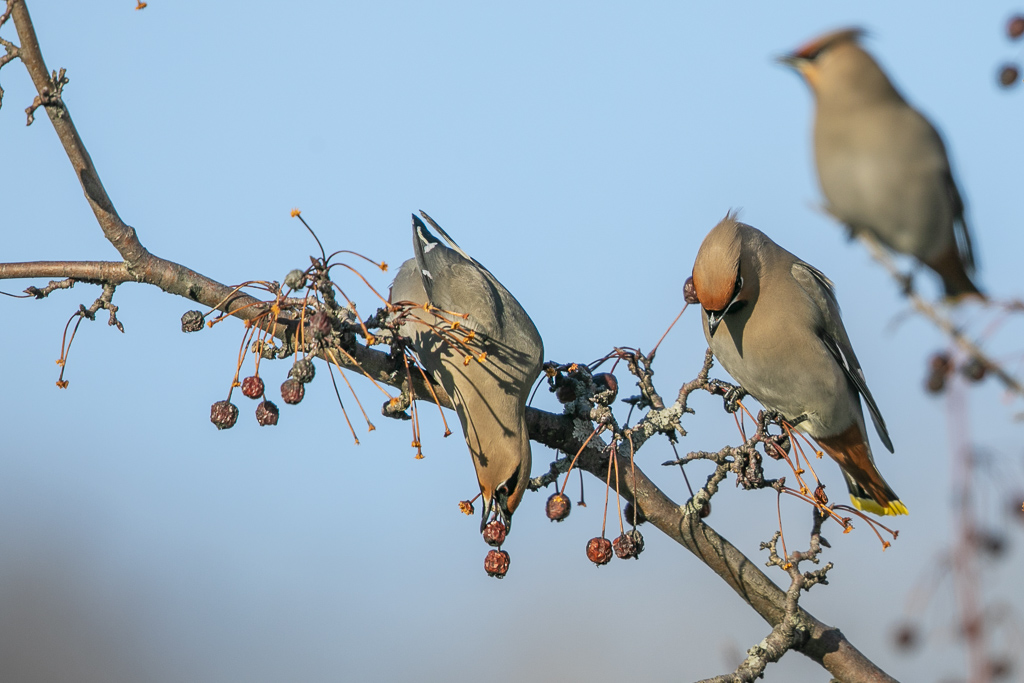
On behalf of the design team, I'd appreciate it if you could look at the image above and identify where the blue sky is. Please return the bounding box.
[2,2,1023,681]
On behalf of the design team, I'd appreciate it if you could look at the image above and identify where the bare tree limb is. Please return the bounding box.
[4,3,898,681]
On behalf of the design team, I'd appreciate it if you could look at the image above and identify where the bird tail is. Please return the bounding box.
[817,424,908,516]
[841,471,909,516]
[929,244,984,302]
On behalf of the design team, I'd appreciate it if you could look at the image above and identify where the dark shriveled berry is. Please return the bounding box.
[281,378,305,405]
[623,501,647,525]
[241,375,265,399]
[289,358,316,384]
[683,276,700,305]
[555,383,576,404]
[892,623,918,651]
[586,537,613,566]
[284,269,308,291]
[999,64,1020,88]
[546,493,571,522]
[255,400,279,426]
[210,400,239,430]
[181,310,205,333]
[612,529,645,560]
[926,352,953,394]
[484,549,510,578]
[309,311,333,340]
[1008,15,1024,39]
[482,520,507,547]
[962,357,987,382]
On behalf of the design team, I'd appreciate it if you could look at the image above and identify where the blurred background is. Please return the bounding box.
[2,2,1023,681]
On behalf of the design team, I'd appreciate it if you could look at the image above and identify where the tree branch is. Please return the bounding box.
[4,4,897,681]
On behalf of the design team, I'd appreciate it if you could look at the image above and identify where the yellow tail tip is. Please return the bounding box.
[850,496,909,516]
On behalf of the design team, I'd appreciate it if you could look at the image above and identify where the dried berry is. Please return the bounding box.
[546,492,571,522]
[280,378,305,404]
[482,520,507,547]
[309,311,333,340]
[484,549,510,578]
[210,400,239,430]
[623,501,647,525]
[555,383,576,404]
[612,529,645,560]
[971,530,1007,558]
[241,375,265,399]
[1008,15,1024,39]
[683,276,700,305]
[289,358,316,384]
[813,483,828,506]
[988,658,1013,680]
[926,352,953,394]
[586,537,613,566]
[181,310,205,333]
[892,622,918,651]
[961,357,987,382]
[998,64,1020,88]
[255,400,279,426]
[592,373,618,404]
[284,269,308,291]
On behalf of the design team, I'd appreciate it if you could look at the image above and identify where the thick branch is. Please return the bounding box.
[6,5,890,680]
[526,408,897,683]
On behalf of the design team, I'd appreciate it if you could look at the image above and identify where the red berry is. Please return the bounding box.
[586,537,613,566]
[999,64,1020,88]
[210,400,239,430]
[683,276,700,305]
[241,375,265,399]
[892,623,918,651]
[1008,15,1024,39]
[484,549,510,578]
[482,520,507,547]
[280,378,305,404]
[255,400,279,426]
[612,529,645,560]
[546,493,571,522]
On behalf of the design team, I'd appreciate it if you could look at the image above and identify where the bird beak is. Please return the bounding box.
[775,53,800,69]
[480,494,513,533]
[707,311,723,337]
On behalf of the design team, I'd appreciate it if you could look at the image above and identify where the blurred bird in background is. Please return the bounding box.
[781,28,983,300]
[390,213,544,534]
[691,214,907,515]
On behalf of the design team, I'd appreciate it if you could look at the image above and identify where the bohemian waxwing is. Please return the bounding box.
[390,212,544,532]
[781,28,982,300]
[691,214,907,516]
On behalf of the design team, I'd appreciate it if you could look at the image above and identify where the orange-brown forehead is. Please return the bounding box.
[692,247,738,312]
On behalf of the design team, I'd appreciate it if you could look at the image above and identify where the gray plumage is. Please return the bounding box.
[782,28,981,299]
[390,212,544,531]
[691,215,905,515]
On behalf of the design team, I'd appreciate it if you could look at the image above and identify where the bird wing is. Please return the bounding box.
[791,261,894,453]
[411,213,509,342]
[944,171,976,275]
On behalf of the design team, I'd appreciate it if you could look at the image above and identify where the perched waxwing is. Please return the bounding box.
[691,214,907,516]
[781,28,982,300]
[390,212,544,532]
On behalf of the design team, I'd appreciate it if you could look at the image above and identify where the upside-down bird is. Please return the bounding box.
[390,212,544,532]
[781,27,982,300]
[691,214,907,516]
